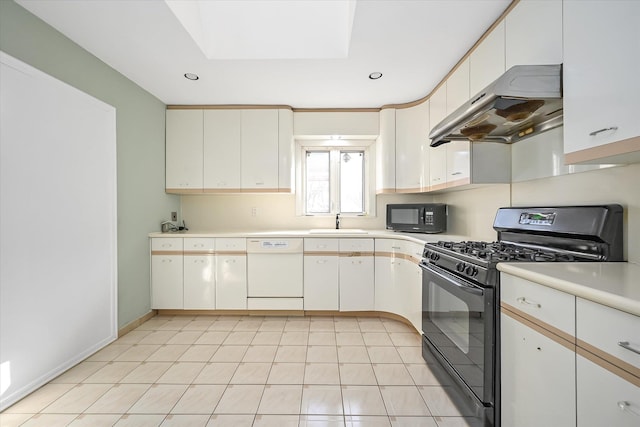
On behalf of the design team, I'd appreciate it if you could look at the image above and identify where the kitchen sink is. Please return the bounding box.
[309,229,368,234]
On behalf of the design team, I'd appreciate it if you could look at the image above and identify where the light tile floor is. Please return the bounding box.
[1,315,476,427]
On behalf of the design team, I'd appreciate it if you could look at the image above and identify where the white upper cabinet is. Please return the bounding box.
[167,108,293,194]
[429,85,447,190]
[469,20,505,96]
[204,109,241,191]
[166,109,203,192]
[241,109,279,191]
[395,101,429,193]
[376,108,396,193]
[293,111,379,138]
[278,108,294,192]
[505,0,562,68]
[563,0,640,164]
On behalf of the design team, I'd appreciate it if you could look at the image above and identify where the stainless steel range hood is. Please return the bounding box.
[429,64,562,147]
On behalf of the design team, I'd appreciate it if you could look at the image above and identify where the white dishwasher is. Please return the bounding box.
[246,238,304,310]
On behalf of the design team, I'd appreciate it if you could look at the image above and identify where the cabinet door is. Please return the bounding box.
[576,354,640,427]
[278,108,294,192]
[501,312,576,427]
[339,256,374,311]
[203,109,241,191]
[469,21,505,95]
[563,1,640,162]
[374,255,397,314]
[400,260,422,332]
[396,102,429,193]
[376,108,396,193]
[151,255,183,309]
[166,109,203,192]
[241,109,279,191]
[428,85,447,189]
[215,255,247,309]
[445,60,471,187]
[505,0,562,68]
[183,255,215,309]
[183,238,216,309]
[304,255,339,310]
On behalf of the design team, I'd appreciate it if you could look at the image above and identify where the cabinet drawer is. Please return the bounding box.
[340,238,374,253]
[500,273,575,336]
[184,238,215,252]
[304,238,339,252]
[151,238,183,252]
[577,298,640,370]
[216,238,246,252]
[375,238,404,254]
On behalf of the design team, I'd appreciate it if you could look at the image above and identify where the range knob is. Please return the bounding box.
[456,262,466,273]
[465,265,478,276]
[430,252,440,261]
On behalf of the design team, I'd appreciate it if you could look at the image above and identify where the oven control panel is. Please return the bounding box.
[518,211,556,226]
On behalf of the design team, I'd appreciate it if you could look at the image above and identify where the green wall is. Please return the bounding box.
[0,1,179,328]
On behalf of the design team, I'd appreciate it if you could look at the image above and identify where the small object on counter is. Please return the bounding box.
[161,220,179,233]
[178,220,188,231]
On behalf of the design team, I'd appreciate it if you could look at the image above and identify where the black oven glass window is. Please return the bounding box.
[423,270,488,400]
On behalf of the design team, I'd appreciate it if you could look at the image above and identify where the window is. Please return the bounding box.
[299,144,372,216]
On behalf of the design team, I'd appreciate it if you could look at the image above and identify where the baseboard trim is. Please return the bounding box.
[155,309,419,333]
[118,310,157,337]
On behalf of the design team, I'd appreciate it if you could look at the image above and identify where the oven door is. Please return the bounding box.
[421,261,494,405]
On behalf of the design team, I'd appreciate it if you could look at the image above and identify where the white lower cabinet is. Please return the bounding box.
[576,297,640,426]
[500,311,576,427]
[151,238,184,309]
[183,238,216,309]
[339,239,374,311]
[304,239,339,311]
[500,273,576,427]
[215,238,247,309]
[501,272,640,427]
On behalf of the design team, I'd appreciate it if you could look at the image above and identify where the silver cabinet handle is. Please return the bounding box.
[618,341,640,355]
[451,172,462,176]
[589,126,618,136]
[617,401,640,416]
[516,297,541,308]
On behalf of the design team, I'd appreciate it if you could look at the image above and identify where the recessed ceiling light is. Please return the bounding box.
[369,72,383,80]
[184,73,199,81]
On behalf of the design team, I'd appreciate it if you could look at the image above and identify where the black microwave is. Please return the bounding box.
[386,203,447,233]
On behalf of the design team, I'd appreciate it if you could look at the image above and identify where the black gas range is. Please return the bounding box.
[420,205,623,427]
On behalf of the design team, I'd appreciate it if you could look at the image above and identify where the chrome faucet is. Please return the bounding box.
[336,213,340,229]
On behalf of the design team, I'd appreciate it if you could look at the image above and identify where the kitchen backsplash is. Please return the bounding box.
[181,193,436,232]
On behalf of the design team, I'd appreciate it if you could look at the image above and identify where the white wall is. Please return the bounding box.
[434,184,512,242]
[1,52,117,410]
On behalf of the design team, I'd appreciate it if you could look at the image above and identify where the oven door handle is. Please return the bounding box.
[420,262,484,297]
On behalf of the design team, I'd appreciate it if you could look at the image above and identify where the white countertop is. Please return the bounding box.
[149,229,471,245]
[497,262,640,316]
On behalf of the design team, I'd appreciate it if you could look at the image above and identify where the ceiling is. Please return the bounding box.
[16,0,512,108]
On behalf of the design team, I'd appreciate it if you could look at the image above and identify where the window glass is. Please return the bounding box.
[305,151,330,214]
[340,151,364,213]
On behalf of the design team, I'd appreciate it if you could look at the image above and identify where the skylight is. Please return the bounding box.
[165,0,357,60]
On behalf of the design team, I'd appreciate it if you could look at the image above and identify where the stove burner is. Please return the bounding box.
[431,240,579,263]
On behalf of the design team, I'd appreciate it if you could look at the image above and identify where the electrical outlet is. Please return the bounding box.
[251,207,257,217]
[171,211,177,221]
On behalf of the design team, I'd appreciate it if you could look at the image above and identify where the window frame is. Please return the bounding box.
[296,139,376,217]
